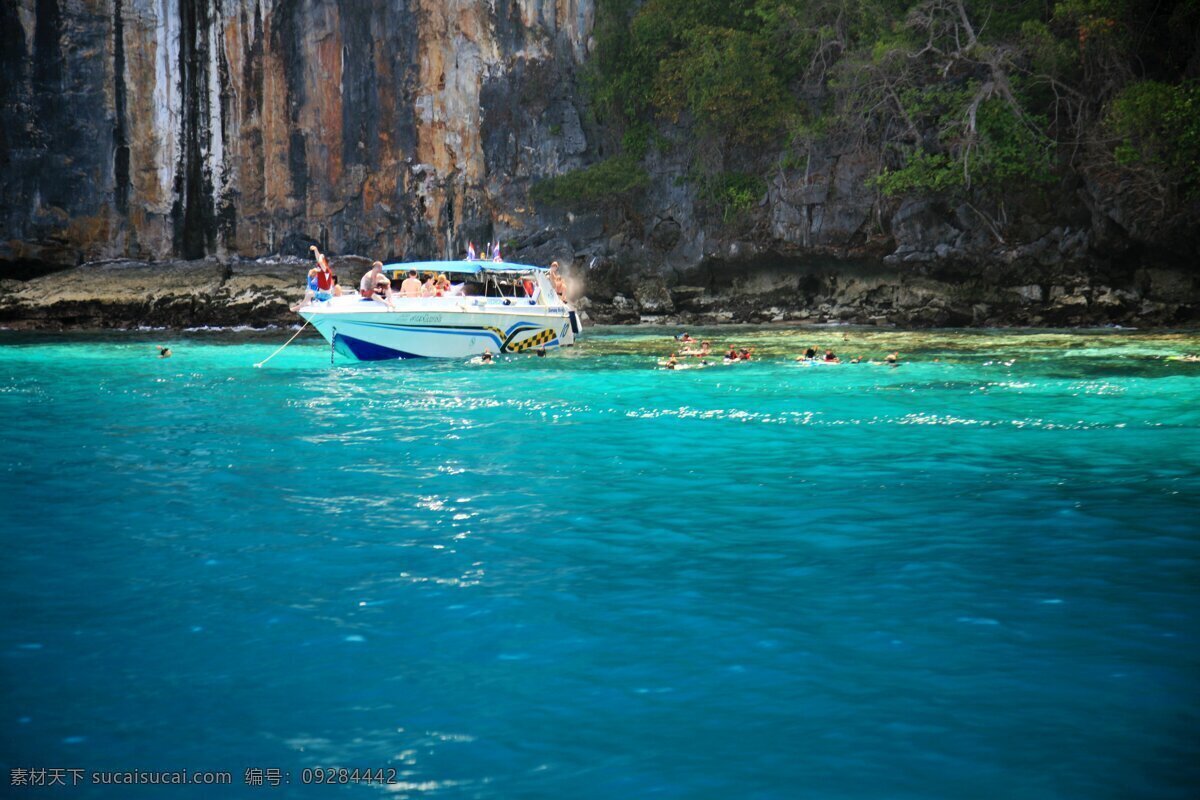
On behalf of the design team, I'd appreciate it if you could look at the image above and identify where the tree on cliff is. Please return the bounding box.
[533,0,1199,242]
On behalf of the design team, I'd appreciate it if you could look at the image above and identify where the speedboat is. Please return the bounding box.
[298,260,581,361]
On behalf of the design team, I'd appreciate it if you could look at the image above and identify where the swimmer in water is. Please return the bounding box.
[885,351,899,365]
[481,349,494,364]
[158,347,172,358]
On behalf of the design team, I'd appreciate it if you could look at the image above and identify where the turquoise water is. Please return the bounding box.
[2,327,1199,798]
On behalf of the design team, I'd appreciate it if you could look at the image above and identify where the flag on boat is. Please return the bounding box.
[492,241,502,261]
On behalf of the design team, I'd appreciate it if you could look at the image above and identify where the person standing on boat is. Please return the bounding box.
[400,270,423,298]
[359,261,385,298]
[549,261,567,298]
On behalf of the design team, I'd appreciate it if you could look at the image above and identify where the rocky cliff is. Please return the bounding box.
[1,0,593,267]
[1,0,1197,330]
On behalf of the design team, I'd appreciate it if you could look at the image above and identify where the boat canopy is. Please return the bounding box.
[383,260,549,275]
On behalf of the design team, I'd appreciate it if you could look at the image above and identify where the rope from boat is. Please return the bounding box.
[254,320,311,368]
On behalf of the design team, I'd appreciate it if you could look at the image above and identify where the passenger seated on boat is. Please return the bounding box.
[372,275,393,306]
[437,274,451,296]
[291,268,321,310]
[400,270,422,297]
[421,275,437,297]
[359,261,385,297]
[521,277,541,303]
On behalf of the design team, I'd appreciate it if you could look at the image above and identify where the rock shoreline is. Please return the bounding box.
[1,254,1196,331]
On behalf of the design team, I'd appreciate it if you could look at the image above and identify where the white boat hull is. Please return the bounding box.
[299,298,578,361]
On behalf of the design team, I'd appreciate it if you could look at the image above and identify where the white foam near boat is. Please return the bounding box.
[297,260,581,361]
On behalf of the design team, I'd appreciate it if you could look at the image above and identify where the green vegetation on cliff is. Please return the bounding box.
[534,0,1199,227]
[529,155,650,209]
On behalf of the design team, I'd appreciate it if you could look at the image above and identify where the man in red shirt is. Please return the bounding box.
[309,245,334,300]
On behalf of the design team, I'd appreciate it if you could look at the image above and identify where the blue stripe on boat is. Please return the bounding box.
[335,334,424,361]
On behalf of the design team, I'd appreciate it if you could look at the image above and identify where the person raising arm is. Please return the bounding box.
[309,245,334,301]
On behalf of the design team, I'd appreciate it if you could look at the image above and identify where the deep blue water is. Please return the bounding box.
[2,327,1199,798]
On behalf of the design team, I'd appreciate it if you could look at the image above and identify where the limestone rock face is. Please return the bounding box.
[2,0,1196,331]
[0,0,594,267]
